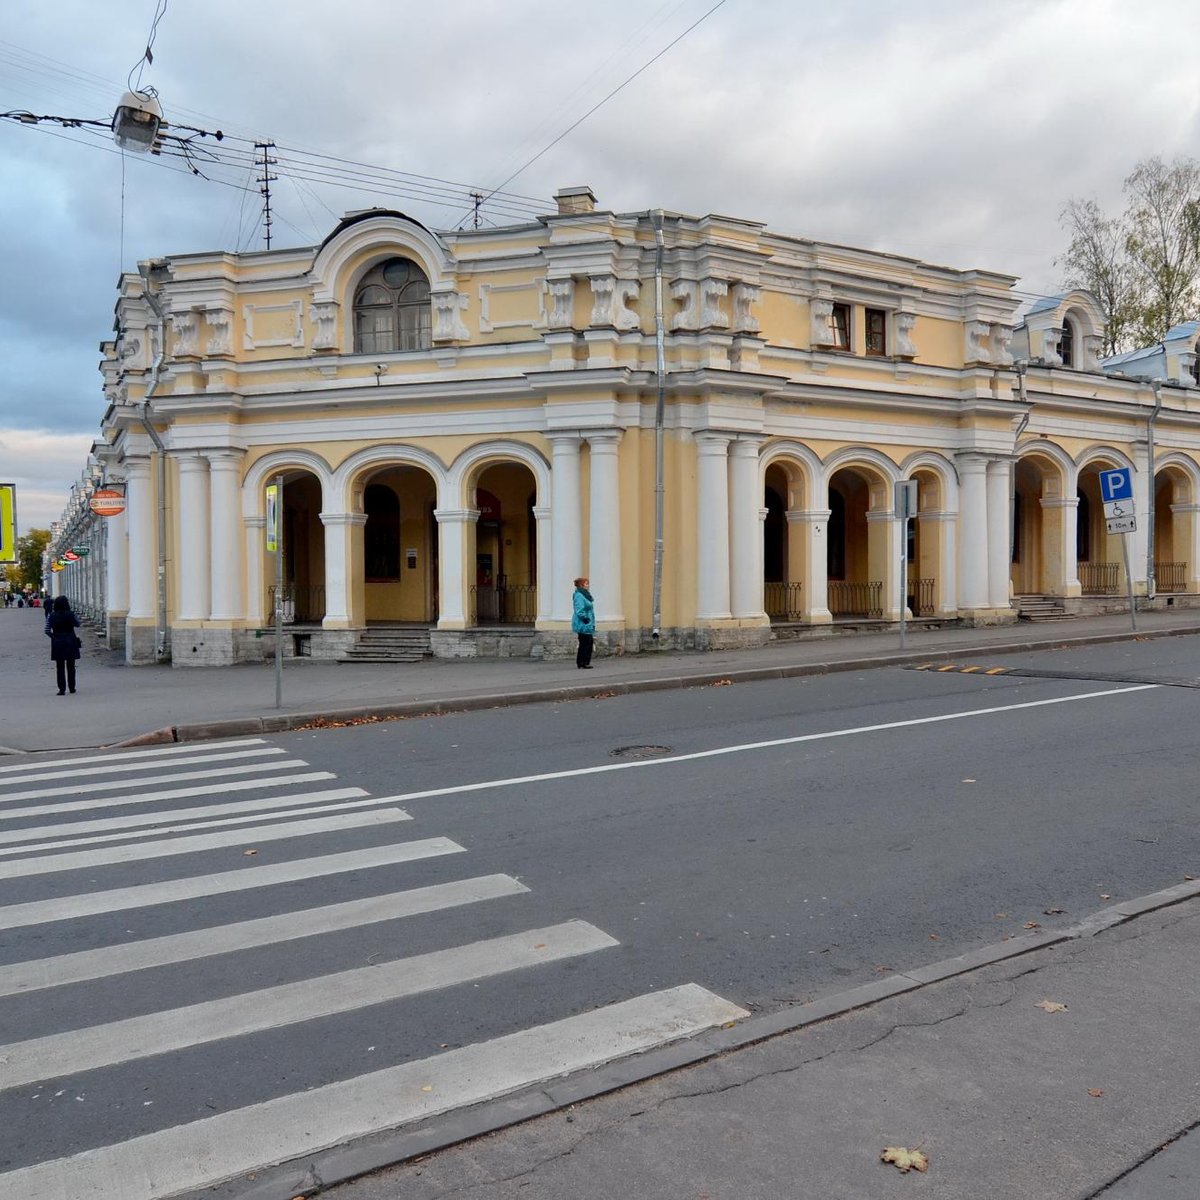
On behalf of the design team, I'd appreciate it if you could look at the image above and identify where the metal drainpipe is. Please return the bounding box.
[1009,364,1030,570]
[651,211,667,642]
[1147,379,1163,601]
[137,264,170,662]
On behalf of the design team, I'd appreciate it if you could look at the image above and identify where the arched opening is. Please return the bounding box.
[1060,318,1076,368]
[352,257,432,354]
[265,470,325,626]
[1154,466,1194,593]
[907,468,946,615]
[355,463,439,622]
[827,465,887,618]
[470,461,538,625]
[1012,453,1069,596]
[1076,462,1123,596]
[762,463,797,620]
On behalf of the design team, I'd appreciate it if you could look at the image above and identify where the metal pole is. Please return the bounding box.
[898,514,907,651]
[1121,533,1137,633]
[274,473,284,708]
[650,211,666,643]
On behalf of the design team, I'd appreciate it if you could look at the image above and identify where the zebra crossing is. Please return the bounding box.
[0,735,747,1199]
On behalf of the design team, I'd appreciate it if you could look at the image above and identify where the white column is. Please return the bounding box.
[245,516,267,626]
[549,434,583,621]
[695,432,732,620]
[918,512,957,614]
[1132,446,1153,594]
[1175,502,1200,591]
[176,453,211,620]
[321,512,364,626]
[729,437,765,618]
[796,508,832,623]
[986,458,1012,609]
[533,504,552,622]
[1042,496,1080,596]
[434,508,477,628]
[207,450,244,620]
[957,454,989,610]
[869,509,902,620]
[125,456,155,619]
[586,431,624,622]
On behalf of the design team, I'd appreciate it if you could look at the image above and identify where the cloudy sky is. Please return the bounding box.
[2,0,1198,535]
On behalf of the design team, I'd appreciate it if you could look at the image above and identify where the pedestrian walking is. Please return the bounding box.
[44,595,81,695]
[572,575,595,668]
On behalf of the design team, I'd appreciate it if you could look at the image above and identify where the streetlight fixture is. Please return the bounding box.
[111,90,163,154]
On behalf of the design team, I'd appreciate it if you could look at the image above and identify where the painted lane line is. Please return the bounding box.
[0,808,414,880]
[0,787,370,854]
[0,746,289,787]
[0,738,267,776]
[0,772,337,822]
[0,759,313,803]
[316,684,1164,809]
[0,874,529,998]
[0,984,748,1200]
[0,920,619,1091]
[0,838,466,931]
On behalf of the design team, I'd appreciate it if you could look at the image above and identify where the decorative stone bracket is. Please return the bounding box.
[204,304,235,357]
[545,278,575,330]
[169,310,199,358]
[589,276,640,330]
[432,289,470,342]
[310,300,340,351]
[810,298,835,348]
[895,312,917,359]
[731,283,761,335]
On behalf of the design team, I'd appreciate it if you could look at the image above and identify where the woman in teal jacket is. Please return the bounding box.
[572,576,595,668]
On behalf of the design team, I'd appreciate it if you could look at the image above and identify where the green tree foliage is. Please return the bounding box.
[1060,156,1200,356]
[7,528,51,592]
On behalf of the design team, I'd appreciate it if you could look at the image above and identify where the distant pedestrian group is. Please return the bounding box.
[45,595,82,695]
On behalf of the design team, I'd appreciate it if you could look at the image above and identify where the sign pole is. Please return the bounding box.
[895,480,917,651]
[1121,533,1137,633]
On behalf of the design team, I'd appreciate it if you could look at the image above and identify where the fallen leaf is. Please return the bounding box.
[962,778,976,783]
[533,943,547,949]
[420,1085,433,1093]
[1024,921,1041,929]
[1044,907,1066,915]
[929,933,939,940]
[1088,1088,1104,1098]
[1185,875,1195,882]
[1035,999,1068,1013]
[1100,893,1111,900]
[243,849,258,857]
[709,678,733,687]
[881,1146,929,1174]
[875,965,892,973]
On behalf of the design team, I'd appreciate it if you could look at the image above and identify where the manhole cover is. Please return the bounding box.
[609,745,673,760]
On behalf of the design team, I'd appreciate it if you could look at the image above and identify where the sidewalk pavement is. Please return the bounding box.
[4,606,1200,754]
[317,887,1200,1200]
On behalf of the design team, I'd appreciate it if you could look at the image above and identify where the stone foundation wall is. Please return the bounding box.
[430,628,539,659]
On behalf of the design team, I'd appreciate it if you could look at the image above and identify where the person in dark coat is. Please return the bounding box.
[45,595,81,695]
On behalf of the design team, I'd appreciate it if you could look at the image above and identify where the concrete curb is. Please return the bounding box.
[124,621,1200,749]
[201,880,1200,1200]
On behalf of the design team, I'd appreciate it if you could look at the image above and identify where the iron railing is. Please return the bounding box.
[267,584,326,624]
[471,583,536,625]
[1078,562,1121,595]
[828,580,884,618]
[912,577,936,616]
[764,581,804,621]
[1155,561,1187,593]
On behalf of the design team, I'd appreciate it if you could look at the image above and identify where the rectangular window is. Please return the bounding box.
[830,303,851,351]
[865,308,887,356]
[355,309,395,355]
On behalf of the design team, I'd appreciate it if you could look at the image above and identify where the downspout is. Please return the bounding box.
[1010,363,1030,570]
[1146,379,1163,601]
[651,210,667,641]
[137,263,170,662]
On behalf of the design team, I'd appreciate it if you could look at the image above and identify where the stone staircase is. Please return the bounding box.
[339,625,433,663]
[1014,595,1074,622]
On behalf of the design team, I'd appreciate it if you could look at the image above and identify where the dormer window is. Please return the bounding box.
[865,308,887,356]
[1193,342,1200,386]
[1059,318,1076,368]
[353,257,431,354]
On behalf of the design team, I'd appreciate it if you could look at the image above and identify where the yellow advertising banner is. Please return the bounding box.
[0,484,16,565]
[265,484,279,553]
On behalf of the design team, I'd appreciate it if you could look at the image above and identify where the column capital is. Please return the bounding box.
[728,437,763,459]
[546,432,583,449]
[321,511,369,527]
[124,455,152,477]
[532,505,552,520]
[1040,497,1079,510]
[955,451,992,472]
[787,508,831,525]
[695,431,732,453]
[175,451,210,473]
[433,507,481,524]
[206,448,246,470]
[585,429,624,450]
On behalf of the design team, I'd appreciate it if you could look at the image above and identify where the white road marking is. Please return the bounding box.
[0,874,529,997]
[0,838,465,930]
[351,684,1161,807]
[0,984,746,1200]
[0,787,369,852]
[0,771,336,821]
[0,746,288,787]
[0,738,266,775]
[0,759,312,803]
[0,808,413,879]
[0,921,618,1090]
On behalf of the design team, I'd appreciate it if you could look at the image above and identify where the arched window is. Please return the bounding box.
[353,257,432,354]
[827,488,846,580]
[364,484,400,580]
[1193,340,1200,386]
[1060,318,1076,368]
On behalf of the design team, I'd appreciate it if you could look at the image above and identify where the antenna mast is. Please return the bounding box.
[255,140,278,249]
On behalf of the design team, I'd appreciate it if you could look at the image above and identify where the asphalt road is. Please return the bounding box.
[2,639,1199,1196]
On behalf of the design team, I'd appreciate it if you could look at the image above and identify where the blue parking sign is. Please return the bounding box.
[1099,468,1134,504]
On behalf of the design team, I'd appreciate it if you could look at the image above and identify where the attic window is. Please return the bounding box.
[353,257,432,354]
[1060,318,1075,368]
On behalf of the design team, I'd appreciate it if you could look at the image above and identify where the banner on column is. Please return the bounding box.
[265,484,279,553]
[0,483,15,564]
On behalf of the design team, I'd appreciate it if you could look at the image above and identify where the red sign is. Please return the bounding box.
[63,551,79,561]
[89,487,127,517]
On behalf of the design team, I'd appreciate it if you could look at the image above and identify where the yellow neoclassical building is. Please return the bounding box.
[47,187,1200,665]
